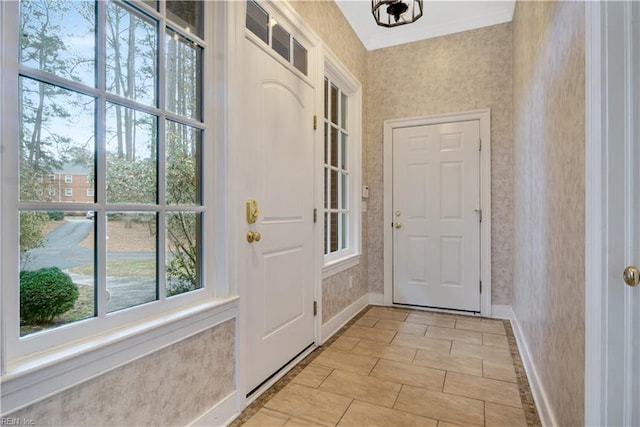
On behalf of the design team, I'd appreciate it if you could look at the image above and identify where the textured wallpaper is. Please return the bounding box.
[6,320,237,426]
[366,23,514,305]
[512,1,585,425]
[289,0,371,322]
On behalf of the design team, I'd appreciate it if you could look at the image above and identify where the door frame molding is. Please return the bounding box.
[383,109,492,316]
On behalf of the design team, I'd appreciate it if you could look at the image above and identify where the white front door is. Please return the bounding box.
[241,38,315,393]
[392,120,480,312]
[586,1,640,424]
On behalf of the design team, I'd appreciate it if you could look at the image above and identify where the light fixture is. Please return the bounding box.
[372,0,423,28]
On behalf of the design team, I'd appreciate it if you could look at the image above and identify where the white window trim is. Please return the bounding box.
[0,0,231,413]
[64,175,72,184]
[64,188,73,197]
[320,48,362,278]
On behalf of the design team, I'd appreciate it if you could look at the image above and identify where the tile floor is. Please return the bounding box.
[232,306,540,427]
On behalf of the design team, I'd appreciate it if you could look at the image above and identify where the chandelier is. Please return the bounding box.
[372,0,423,28]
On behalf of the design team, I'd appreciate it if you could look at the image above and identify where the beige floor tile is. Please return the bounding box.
[483,333,509,349]
[443,372,522,408]
[291,364,333,388]
[355,316,379,327]
[318,369,401,407]
[338,400,438,427]
[312,349,378,376]
[374,319,428,336]
[283,417,326,427]
[450,342,512,364]
[437,422,466,427]
[392,333,452,354]
[455,318,506,335]
[331,336,361,352]
[485,402,527,427]
[370,359,445,391]
[426,326,482,345]
[405,313,456,328]
[351,339,416,363]
[343,325,397,343]
[483,360,517,383]
[264,383,352,427]
[243,408,289,427]
[366,307,409,321]
[394,384,484,427]
[413,349,483,376]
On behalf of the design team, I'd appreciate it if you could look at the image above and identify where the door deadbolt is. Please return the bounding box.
[623,266,640,287]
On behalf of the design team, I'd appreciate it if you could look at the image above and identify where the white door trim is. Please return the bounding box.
[383,109,492,316]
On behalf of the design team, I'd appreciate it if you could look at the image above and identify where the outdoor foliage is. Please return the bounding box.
[20,267,79,324]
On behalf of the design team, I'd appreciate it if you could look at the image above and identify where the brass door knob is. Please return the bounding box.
[623,266,640,287]
[247,231,261,243]
[394,222,402,229]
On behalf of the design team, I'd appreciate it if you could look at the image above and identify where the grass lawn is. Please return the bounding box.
[70,258,156,277]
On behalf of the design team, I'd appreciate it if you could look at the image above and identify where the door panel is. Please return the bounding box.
[392,120,480,311]
[242,39,315,393]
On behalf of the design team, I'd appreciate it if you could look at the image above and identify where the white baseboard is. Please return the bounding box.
[368,292,384,306]
[190,391,240,427]
[491,304,513,319]
[320,293,369,343]
[510,309,557,427]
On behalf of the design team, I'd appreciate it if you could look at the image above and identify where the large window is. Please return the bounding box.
[322,57,362,275]
[3,0,210,356]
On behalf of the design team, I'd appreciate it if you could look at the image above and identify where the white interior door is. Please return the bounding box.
[392,120,480,312]
[241,39,315,393]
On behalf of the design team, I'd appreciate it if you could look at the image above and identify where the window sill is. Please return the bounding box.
[322,253,361,279]
[1,296,239,415]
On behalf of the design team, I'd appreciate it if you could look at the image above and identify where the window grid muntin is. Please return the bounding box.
[16,0,206,327]
[323,76,349,255]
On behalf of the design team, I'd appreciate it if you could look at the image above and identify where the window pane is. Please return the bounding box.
[341,92,348,130]
[330,169,338,210]
[323,212,328,255]
[143,1,158,10]
[272,24,290,61]
[106,1,157,107]
[19,210,95,336]
[324,78,328,120]
[105,103,157,204]
[106,212,156,312]
[330,83,338,125]
[19,77,95,203]
[20,0,96,87]
[341,172,349,210]
[330,212,338,253]
[166,30,203,121]
[246,0,268,44]
[341,213,348,250]
[324,123,329,164]
[166,0,203,37]
[166,121,202,205]
[293,38,307,75]
[324,168,328,209]
[166,212,202,296]
[341,133,348,170]
[331,127,339,167]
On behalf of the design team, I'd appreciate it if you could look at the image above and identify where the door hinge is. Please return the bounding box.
[313,115,317,130]
[479,139,482,151]
[313,208,317,223]
[313,301,318,316]
[480,281,482,293]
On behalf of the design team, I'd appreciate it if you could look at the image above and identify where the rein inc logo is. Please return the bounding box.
[0,419,35,426]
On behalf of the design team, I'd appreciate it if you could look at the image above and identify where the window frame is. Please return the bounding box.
[321,51,362,278]
[0,0,233,413]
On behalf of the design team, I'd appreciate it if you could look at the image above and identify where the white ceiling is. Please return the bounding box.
[335,0,515,51]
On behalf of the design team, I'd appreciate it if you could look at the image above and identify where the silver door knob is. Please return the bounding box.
[623,266,640,287]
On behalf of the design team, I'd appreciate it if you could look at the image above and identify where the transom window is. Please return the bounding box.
[245,0,308,75]
[14,0,206,339]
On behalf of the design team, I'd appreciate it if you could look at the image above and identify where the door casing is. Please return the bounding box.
[383,109,492,316]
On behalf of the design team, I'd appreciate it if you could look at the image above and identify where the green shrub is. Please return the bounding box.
[20,267,79,324]
[47,211,64,221]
